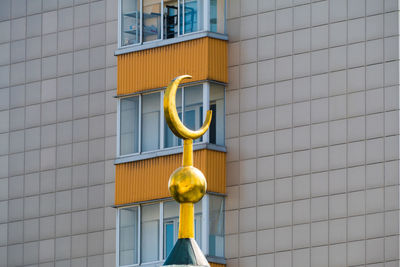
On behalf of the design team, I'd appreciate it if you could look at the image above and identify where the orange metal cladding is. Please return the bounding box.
[117,37,228,95]
[115,149,226,205]
[210,263,225,267]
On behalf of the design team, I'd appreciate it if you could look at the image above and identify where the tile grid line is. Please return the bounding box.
[21,0,28,264]
[345,1,351,265]
[382,0,387,264]
[308,1,313,265]
[6,1,11,265]
[326,1,331,266]
[364,0,368,264]
[290,1,294,266]
[54,0,60,264]
[273,0,277,265]
[37,0,44,264]
[69,0,76,265]
[255,0,259,265]
[86,1,92,265]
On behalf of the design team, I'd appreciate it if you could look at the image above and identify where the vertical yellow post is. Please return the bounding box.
[179,139,195,238]
[178,202,194,238]
[182,139,193,167]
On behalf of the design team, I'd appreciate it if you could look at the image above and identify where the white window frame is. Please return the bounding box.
[118,0,229,49]
[115,195,224,267]
[117,82,225,158]
[116,206,141,267]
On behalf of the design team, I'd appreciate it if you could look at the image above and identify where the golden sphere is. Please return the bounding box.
[168,166,207,203]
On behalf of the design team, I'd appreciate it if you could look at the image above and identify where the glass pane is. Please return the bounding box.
[142,93,160,152]
[164,222,174,257]
[121,0,141,46]
[164,88,182,148]
[184,85,203,143]
[143,0,162,42]
[210,84,225,146]
[120,96,139,155]
[164,0,179,38]
[163,201,179,258]
[183,0,203,34]
[119,207,138,265]
[194,200,202,247]
[210,0,225,34]
[209,195,224,257]
[141,204,159,263]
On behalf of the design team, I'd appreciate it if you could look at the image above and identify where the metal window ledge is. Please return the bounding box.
[115,143,226,165]
[115,31,228,56]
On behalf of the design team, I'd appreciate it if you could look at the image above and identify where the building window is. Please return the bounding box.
[119,207,139,266]
[120,96,140,155]
[117,82,225,157]
[141,203,160,263]
[116,195,225,266]
[119,0,226,48]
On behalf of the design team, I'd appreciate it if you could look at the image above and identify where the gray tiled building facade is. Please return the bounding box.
[0,0,399,267]
[0,0,117,266]
[225,0,400,266]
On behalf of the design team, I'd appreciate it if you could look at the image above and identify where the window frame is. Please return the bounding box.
[117,206,141,267]
[118,0,227,49]
[115,194,225,267]
[116,81,225,159]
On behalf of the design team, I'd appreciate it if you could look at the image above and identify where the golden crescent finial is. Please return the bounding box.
[164,75,212,140]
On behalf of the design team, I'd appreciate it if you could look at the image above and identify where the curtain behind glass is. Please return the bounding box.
[119,207,138,265]
[209,195,224,257]
[141,204,160,263]
[120,96,139,155]
[142,93,160,152]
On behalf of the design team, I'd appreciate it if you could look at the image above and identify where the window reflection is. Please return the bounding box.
[143,0,162,42]
[118,83,225,156]
[121,0,141,46]
[210,0,225,34]
[119,207,138,265]
[141,204,160,263]
[184,84,203,143]
[120,96,139,155]
[142,93,160,152]
[120,0,226,47]
[209,194,224,257]
[164,88,182,148]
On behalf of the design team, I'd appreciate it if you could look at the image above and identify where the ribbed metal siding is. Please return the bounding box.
[117,37,228,95]
[115,149,226,205]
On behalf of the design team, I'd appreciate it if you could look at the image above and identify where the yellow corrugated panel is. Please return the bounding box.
[117,37,228,95]
[115,149,226,205]
[210,263,225,267]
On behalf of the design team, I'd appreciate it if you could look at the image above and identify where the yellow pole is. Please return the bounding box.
[178,202,194,238]
[179,139,194,238]
[182,139,193,166]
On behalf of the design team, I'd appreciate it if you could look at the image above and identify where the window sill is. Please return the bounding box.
[115,31,228,56]
[115,143,226,165]
[120,256,225,267]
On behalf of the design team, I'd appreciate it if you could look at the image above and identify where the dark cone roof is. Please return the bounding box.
[163,238,210,267]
